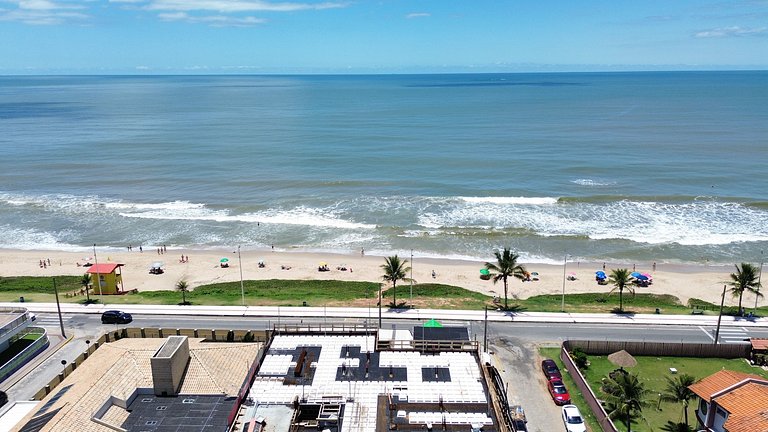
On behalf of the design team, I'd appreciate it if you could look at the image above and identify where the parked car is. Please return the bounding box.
[101,310,132,324]
[547,378,571,405]
[561,404,587,432]
[541,358,562,380]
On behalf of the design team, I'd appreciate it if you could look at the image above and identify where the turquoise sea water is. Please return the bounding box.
[0,72,767,264]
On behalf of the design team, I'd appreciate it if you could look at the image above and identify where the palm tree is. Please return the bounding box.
[80,273,92,303]
[659,421,693,432]
[381,255,412,307]
[484,248,527,310]
[602,371,649,432]
[175,279,190,305]
[661,374,696,427]
[726,263,762,315]
[609,268,634,312]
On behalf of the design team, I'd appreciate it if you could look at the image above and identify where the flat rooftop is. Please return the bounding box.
[244,329,495,431]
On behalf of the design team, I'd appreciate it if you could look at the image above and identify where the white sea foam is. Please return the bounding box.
[0,225,90,251]
[571,178,616,187]
[460,196,558,205]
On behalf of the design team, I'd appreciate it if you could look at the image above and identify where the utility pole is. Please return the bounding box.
[378,284,383,329]
[93,243,102,297]
[714,285,726,345]
[53,278,66,337]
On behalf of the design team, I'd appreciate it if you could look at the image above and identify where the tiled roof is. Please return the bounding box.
[688,370,761,401]
[752,338,768,351]
[688,369,768,432]
[12,338,261,432]
[717,382,768,432]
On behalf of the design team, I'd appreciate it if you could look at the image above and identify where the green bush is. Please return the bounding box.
[571,347,589,369]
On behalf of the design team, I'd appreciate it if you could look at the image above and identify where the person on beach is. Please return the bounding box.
[361,248,365,257]
[139,245,143,253]
[653,262,656,272]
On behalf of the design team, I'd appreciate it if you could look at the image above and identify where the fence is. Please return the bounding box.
[560,340,753,432]
[563,340,750,358]
[560,346,618,432]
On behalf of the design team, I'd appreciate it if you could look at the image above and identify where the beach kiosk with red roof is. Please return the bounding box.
[86,263,125,295]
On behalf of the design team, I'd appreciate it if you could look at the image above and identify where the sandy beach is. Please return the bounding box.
[0,247,761,308]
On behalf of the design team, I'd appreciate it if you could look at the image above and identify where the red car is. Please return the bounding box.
[541,359,562,380]
[547,378,571,405]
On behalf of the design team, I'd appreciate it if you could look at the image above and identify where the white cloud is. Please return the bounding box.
[0,0,88,24]
[695,25,768,37]
[406,12,429,19]
[145,0,345,13]
[158,10,265,26]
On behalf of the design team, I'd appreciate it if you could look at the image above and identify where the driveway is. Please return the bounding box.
[489,335,566,432]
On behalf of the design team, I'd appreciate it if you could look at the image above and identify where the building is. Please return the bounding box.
[12,336,261,432]
[239,325,502,431]
[0,307,47,384]
[688,369,768,432]
[86,263,125,295]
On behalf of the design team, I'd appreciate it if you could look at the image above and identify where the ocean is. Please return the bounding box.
[1,72,766,265]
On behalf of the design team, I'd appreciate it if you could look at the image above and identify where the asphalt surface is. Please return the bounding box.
[6,307,768,432]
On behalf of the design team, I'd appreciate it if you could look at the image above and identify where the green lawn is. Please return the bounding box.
[577,354,768,432]
[540,347,603,432]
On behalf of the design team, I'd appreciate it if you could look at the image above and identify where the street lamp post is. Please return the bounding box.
[410,249,413,306]
[238,246,245,307]
[561,252,568,312]
[755,250,763,312]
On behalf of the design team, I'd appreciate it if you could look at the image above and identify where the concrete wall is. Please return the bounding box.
[150,336,189,397]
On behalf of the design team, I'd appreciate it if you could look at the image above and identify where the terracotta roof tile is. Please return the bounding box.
[688,370,768,432]
[688,370,762,401]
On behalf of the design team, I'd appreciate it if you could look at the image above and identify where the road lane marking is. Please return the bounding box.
[699,326,715,341]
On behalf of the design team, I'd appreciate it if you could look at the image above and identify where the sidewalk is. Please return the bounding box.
[4,302,768,327]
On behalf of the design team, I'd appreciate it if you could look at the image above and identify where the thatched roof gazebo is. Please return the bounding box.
[607,350,637,368]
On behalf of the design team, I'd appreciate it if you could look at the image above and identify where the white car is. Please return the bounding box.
[561,404,587,432]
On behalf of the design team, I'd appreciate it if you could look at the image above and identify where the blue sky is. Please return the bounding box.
[1,0,766,74]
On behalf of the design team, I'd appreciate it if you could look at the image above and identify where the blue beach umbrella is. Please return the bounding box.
[631,271,642,278]
[595,271,606,278]
[635,274,649,281]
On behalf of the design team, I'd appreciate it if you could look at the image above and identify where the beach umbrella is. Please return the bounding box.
[424,318,443,328]
[480,268,490,276]
[631,271,642,278]
[319,262,327,266]
[595,270,606,278]
[220,258,229,263]
[635,274,649,281]
[151,261,163,269]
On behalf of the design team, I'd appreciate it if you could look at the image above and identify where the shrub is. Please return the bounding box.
[571,347,589,369]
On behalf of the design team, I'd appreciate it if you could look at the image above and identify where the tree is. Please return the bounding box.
[175,279,190,305]
[602,371,649,431]
[484,248,527,310]
[659,421,693,432]
[381,255,412,307]
[609,268,634,312]
[80,273,92,303]
[661,374,696,427]
[726,263,762,315]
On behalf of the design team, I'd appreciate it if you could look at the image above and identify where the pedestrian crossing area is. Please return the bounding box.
[700,326,751,344]
[31,314,73,327]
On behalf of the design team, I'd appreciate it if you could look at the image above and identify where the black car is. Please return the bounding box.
[101,310,132,324]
